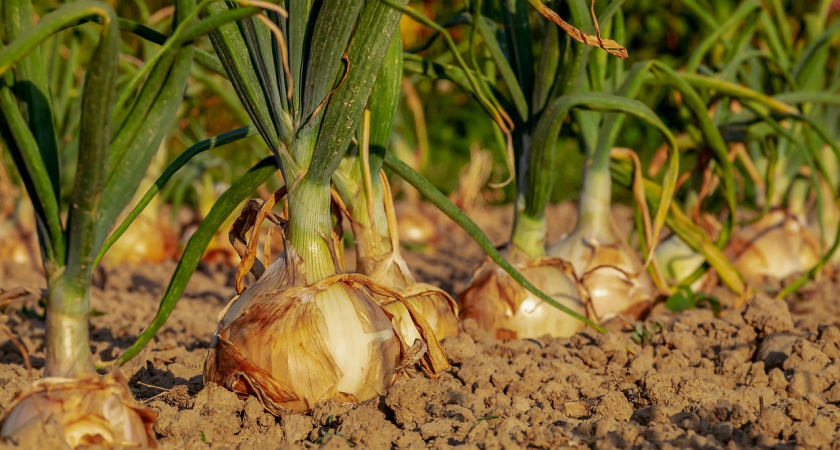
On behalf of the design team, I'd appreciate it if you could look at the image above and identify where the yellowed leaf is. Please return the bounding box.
[528,0,628,60]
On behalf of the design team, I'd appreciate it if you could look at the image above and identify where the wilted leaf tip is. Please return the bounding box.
[527,0,628,60]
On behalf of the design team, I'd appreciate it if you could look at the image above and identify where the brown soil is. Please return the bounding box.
[2,202,840,449]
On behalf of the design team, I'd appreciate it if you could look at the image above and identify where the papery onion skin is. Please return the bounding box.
[204,256,403,414]
[381,284,460,345]
[730,209,820,281]
[460,258,586,339]
[0,371,157,449]
[550,235,654,322]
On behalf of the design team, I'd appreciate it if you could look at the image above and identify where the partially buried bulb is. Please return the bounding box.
[460,248,586,340]
[204,204,448,415]
[729,209,820,281]
[0,371,157,449]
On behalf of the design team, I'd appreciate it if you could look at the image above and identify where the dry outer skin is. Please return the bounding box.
[0,202,839,449]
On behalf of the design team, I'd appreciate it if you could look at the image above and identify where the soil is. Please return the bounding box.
[2,201,840,449]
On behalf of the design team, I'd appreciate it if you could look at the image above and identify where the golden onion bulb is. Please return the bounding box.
[101,215,176,266]
[0,201,40,268]
[395,207,437,246]
[549,228,654,322]
[0,222,37,267]
[460,255,586,339]
[204,246,447,414]
[380,283,460,344]
[0,372,157,449]
[729,209,820,281]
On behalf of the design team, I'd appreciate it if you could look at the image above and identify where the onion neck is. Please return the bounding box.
[574,164,614,243]
[45,265,95,378]
[511,195,547,260]
[287,178,339,284]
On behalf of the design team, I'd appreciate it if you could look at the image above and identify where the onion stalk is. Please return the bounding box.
[391,79,438,247]
[548,153,656,320]
[546,52,677,322]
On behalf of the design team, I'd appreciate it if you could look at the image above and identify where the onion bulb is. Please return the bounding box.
[549,229,654,322]
[729,209,820,281]
[101,214,177,266]
[351,173,459,343]
[460,250,586,339]
[204,243,449,415]
[395,206,437,246]
[0,201,40,269]
[0,371,157,449]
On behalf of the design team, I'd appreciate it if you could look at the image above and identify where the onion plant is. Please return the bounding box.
[399,0,681,335]
[542,2,665,322]
[197,0,457,414]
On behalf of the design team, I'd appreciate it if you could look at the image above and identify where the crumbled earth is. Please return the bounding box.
[1,202,840,449]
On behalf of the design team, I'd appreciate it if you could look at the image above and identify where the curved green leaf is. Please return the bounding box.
[116,17,226,77]
[531,93,680,276]
[0,1,115,75]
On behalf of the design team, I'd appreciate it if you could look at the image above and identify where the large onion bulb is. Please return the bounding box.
[204,245,448,414]
[0,371,157,449]
[460,251,586,339]
[729,209,820,281]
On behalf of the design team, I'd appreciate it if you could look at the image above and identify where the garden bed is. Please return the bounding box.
[2,202,839,449]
